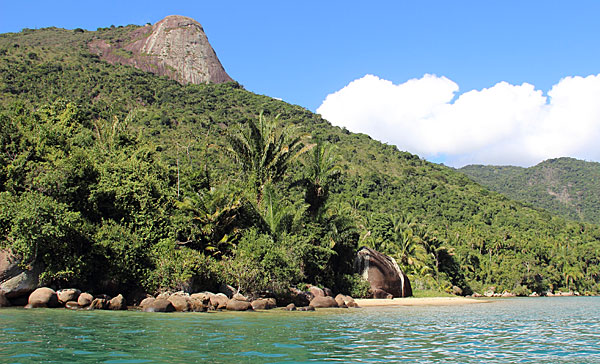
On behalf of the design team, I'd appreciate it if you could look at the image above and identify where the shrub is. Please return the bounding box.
[218,229,302,297]
[147,239,217,293]
[343,274,371,298]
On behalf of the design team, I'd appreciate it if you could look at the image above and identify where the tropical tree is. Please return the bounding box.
[226,112,313,204]
[299,141,340,218]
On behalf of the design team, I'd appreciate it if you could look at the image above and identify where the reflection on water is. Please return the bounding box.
[0,297,599,363]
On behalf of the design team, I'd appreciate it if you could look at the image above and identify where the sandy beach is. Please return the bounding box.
[355,296,490,307]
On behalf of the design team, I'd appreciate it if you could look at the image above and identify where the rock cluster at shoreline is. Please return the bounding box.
[20,287,127,310]
[138,286,360,313]
[0,284,360,312]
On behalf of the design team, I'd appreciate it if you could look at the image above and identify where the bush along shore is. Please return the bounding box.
[0,285,359,312]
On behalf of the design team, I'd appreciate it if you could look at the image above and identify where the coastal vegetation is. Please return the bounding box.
[1,24,600,299]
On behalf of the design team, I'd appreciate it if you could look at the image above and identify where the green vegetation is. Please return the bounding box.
[1,25,599,298]
[460,158,600,225]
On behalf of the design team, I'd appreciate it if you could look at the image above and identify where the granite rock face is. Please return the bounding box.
[89,15,233,85]
[355,246,412,298]
[0,250,40,299]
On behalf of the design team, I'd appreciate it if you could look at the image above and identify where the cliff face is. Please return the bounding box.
[89,15,233,84]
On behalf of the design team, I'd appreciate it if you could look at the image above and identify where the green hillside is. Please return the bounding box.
[461,158,600,225]
[1,25,599,297]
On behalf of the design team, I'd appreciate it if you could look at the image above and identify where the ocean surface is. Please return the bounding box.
[1,297,599,363]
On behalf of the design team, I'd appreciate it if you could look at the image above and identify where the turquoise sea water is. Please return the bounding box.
[1,297,599,363]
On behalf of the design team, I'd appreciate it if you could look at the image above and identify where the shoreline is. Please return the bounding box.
[355,296,491,307]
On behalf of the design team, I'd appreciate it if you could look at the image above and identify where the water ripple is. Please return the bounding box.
[0,298,598,362]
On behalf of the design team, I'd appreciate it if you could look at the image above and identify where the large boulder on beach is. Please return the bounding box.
[309,286,325,298]
[355,246,412,298]
[144,299,175,313]
[335,294,358,308]
[139,297,156,308]
[109,294,127,310]
[251,298,276,310]
[189,297,208,312]
[57,288,81,304]
[78,292,94,307]
[309,296,338,308]
[28,287,60,308]
[0,250,41,299]
[210,293,229,309]
[190,292,212,305]
[226,299,253,311]
[168,294,190,312]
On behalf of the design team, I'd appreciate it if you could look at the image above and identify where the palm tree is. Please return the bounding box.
[300,141,340,218]
[227,112,313,204]
[261,184,306,240]
[176,187,255,257]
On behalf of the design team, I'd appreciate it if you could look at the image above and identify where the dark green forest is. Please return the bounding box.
[461,158,600,226]
[1,25,599,298]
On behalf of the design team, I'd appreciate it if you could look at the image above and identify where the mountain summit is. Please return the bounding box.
[89,15,233,84]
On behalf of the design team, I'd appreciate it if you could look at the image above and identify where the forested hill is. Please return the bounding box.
[1,22,599,298]
[460,158,600,225]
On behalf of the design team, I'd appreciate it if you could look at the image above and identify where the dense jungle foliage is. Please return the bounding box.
[1,25,599,298]
[461,158,600,226]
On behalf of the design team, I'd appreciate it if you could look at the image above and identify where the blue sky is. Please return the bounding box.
[2,1,600,166]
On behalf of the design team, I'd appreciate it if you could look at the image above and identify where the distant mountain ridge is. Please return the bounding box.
[460,157,600,224]
[88,15,232,85]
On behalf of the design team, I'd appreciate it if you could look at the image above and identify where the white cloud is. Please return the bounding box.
[317,74,600,167]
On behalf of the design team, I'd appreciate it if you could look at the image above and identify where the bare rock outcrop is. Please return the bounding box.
[0,249,41,299]
[89,15,233,85]
[355,246,412,298]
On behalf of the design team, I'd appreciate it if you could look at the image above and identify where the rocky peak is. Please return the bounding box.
[89,15,233,85]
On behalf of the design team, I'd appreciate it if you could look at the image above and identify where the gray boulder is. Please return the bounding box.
[0,250,41,299]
